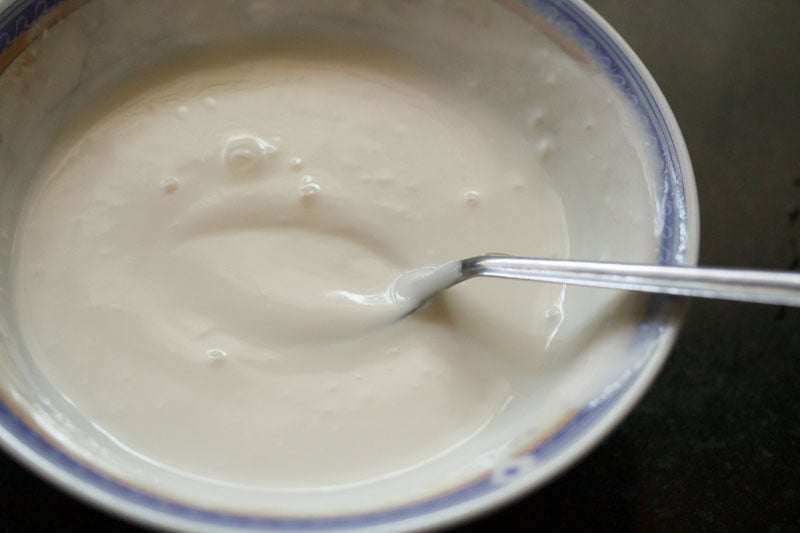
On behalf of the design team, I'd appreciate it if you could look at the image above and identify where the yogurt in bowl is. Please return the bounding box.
[0,0,697,531]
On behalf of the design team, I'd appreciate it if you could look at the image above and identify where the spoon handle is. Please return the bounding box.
[460,256,800,307]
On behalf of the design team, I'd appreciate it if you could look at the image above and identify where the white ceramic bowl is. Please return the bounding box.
[0,1,698,531]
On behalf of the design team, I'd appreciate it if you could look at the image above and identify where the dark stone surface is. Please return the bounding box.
[1,1,799,531]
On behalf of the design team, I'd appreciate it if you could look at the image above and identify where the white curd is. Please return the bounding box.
[14,44,569,488]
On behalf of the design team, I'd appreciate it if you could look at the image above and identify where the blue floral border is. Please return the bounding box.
[0,0,61,52]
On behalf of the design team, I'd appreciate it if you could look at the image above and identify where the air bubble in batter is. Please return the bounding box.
[223,134,277,173]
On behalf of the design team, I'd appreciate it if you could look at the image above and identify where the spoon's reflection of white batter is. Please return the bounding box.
[14,45,568,488]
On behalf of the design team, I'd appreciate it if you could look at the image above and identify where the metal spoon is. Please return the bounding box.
[395,254,800,311]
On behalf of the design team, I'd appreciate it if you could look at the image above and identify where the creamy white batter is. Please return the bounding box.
[14,45,568,488]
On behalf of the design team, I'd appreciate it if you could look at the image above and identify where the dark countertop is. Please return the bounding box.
[1,1,798,531]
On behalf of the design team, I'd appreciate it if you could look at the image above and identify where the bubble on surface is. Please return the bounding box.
[206,348,227,363]
[160,176,179,193]
[463,190,481,206]
[536,138,555,159]
[299,182,321,203]
[202,96,217,109]
[288,156,304,170]
[544,305,563,320]
[223,134,277,173]
[176,105,189,117]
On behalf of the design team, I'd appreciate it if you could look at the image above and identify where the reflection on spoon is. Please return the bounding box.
[331,260,462,320]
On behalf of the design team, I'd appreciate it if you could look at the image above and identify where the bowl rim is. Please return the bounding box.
[0,0,699,531]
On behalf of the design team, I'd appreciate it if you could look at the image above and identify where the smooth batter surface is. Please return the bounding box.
[14,46,568,488]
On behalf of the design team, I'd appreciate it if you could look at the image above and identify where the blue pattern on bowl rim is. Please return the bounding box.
[0,0,60,51]
[0,0,693,530]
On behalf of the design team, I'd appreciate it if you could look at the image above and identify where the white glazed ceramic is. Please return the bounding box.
[0,1,698,531]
